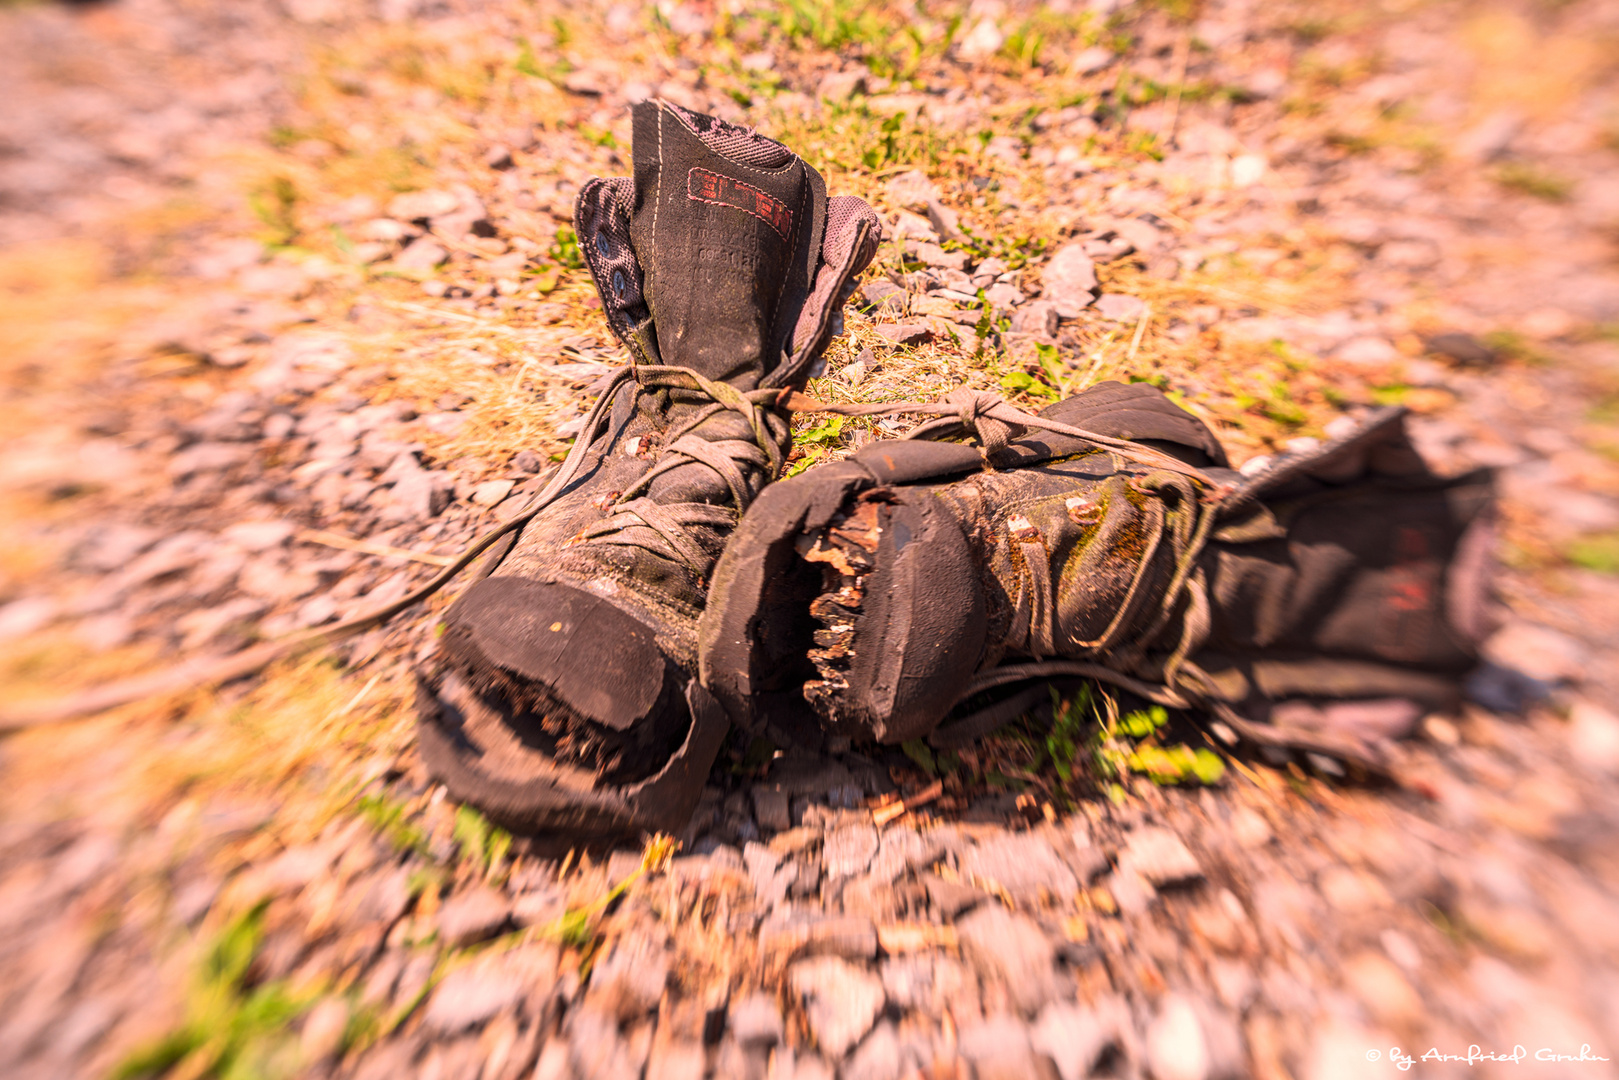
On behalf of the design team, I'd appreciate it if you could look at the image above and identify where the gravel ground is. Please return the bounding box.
[2,2,1619,1079]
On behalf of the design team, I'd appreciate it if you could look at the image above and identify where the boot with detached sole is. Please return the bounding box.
[416,100,879,836]
[699,381,1495,766]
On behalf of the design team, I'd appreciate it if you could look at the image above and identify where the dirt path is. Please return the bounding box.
[2,2,1618,1078]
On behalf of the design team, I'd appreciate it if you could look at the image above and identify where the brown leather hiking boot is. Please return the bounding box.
[417,101,879,836]
[698,382,1495,768]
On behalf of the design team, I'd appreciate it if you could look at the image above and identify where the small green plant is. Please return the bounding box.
[1001,20,1046,70]
[901,738,938,776]
[1481,329,1549,365]
[515,37,573,82]
[577,124,619,150]
[1042,685,1092,782]
[1000,370,1059,401]
[1567,532,1619,575]
[533,835,680,953]
[786,414,846,476]
[249,176,299,248]
[1370,383,1410,406]
[1001,342,1070,400]
[113,904,316,1080]
[1089,702,1226,786]
[547,226,584,271]
[1492,161,1573,203]
[453,805,513,880]
[1261,380,1307,427]
[861,113,904,169]
[356,793,431,858]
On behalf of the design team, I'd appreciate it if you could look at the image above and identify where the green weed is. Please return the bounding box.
[356,793,430,858]
[901,738,938,776]
[1567,532,1619,575]
[1492,161,1574,202]
[531,835,679,954]
[452,805,513,880]
[547,226,584,271]
[1482,329,1550,366]
[249,176,299,248]
[1261,380,1308,427]
[760,0,953,79]
[1089,703,1226,787]
[786,414,846,476]
[515,36,572,82]
[113,904,316,1080]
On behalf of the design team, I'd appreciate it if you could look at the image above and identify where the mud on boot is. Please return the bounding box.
[416,100,878,836]
[698,382,1496,771]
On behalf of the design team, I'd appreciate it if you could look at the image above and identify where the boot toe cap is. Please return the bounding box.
[444,576,669,731]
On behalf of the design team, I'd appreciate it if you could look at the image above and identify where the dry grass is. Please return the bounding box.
[5,0,1615,842]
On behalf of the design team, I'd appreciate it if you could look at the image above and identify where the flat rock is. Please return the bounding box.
[744,842,798,907]
[787,956,886,1058]
[956,905,1060,1015]
[959,831,1078,904]
[470,478,514,506]
[1568,698,1619,775]
[921,872,989,918]
[221,520,294,551]
[1483,620,1588,683]
[926,198,965,242]
[1041,244,1099,308]
[437,887,512,947]
[913,242,968,271]
[1334,336,1399,365]
[874,322,933,346]
[566,1005,642,1079]
[880,953,968,1014]
[1145,996,1210,1080]
[1011,300,1061,337]
[886,169,939,210]
[819,68,867,102]
[300,997,349,1063]
[1111,217,1166,255]
[512,886,566,927]
[388,189,462,221]
[1119,827,1202,887]
[867,827,945,884]
[823,821,879,879]
[759,913,878,963]
[1425,331,1496,366]
[0,596,61,641]
[589,930,670,1019]
[1094,293,1146,322]
[840,1021,903,1080]
[387,466,451,521]
[392,237,448,273]
[422,945,558,1033]
[166,441,252,480]
[958,1015,1052,1080]
[645,1041,705,1080]
[984,281,1025,310]
[1034,1000,1136,1080]
[859,280,905,312]
[1341,951,1425,1029]
[727,992,783,1046]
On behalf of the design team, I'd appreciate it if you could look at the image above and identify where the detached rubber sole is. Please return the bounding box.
[418,576,730,837]
[699,443,989,744]
[417,669,730,837]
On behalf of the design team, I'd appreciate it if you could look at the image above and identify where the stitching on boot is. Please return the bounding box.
[685,167,793,237]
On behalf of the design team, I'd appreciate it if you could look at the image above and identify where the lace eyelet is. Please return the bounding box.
[1008,514,1041,542]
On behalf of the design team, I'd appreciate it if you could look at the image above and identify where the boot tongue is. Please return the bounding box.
[629,100,825,388]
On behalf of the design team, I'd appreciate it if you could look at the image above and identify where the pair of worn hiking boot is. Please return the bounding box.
[416,101,1496,837]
